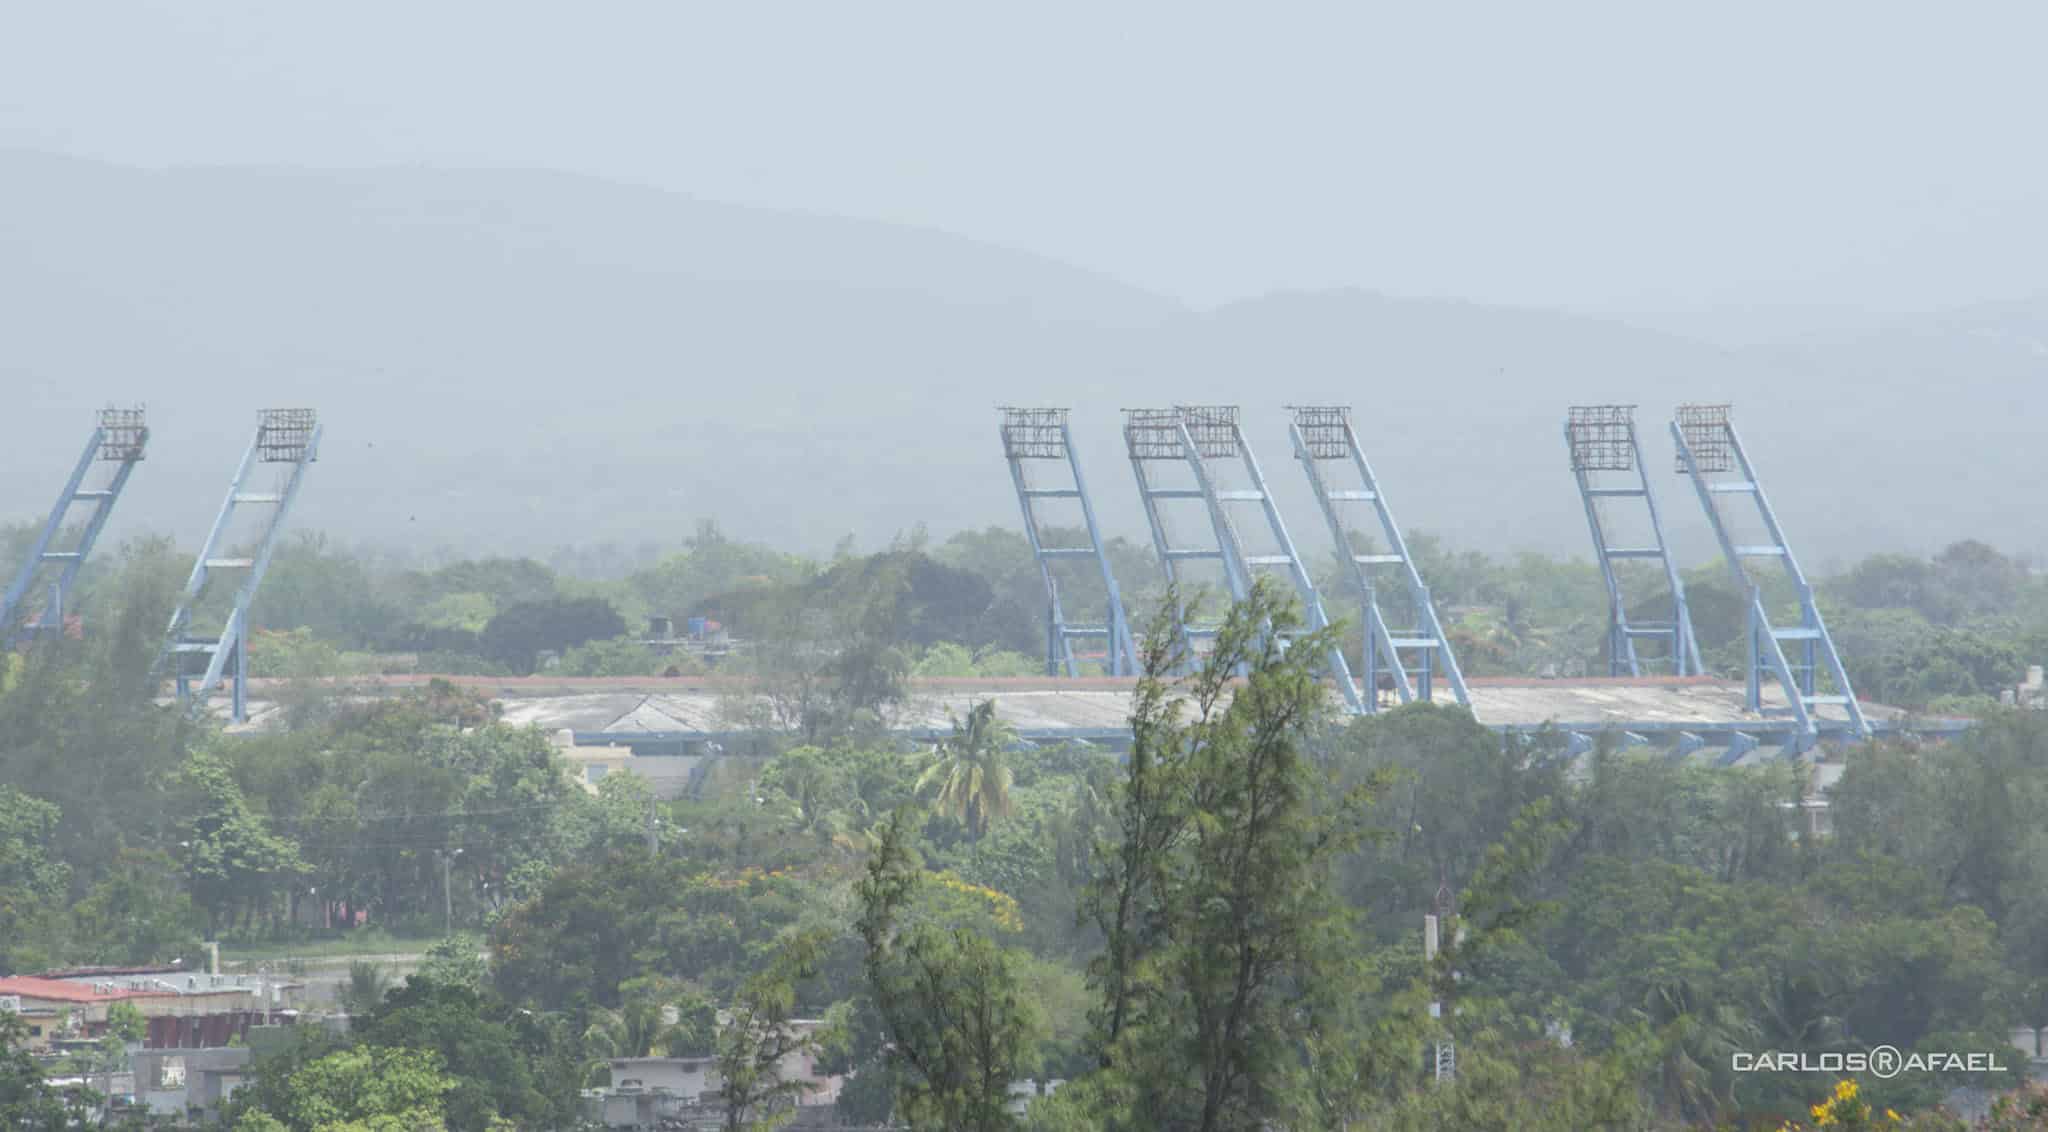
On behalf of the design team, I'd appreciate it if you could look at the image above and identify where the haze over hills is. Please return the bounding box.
[4,151,2044,568]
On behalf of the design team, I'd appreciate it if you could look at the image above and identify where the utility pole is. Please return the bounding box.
[440,849,460,936]
[645,798,659,854]
[1427,881,1457,1083]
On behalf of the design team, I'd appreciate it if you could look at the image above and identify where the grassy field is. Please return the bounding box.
[219,929,442,965]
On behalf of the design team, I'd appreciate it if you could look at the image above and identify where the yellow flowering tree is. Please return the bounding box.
[1777,1079,1900,1130]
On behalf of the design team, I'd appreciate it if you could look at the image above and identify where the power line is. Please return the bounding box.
[262,799,581,826]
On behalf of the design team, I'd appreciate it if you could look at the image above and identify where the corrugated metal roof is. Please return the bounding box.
[220,674,1911,735]
[0,976,163,1003]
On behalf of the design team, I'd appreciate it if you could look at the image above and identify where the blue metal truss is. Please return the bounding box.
[1564,405,1702,676]
[1125,408,1233,667]
[999,407,1137,676]
[1287,405,1468,710]
[1669,404,1868,741]
[1,408,149,648]
[1123,406,1362,711]
[155,409,322,723]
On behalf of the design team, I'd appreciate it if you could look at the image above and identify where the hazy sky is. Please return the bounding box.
[5,2,2046,313]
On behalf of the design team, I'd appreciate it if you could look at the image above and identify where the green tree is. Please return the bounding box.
[0,1011,79,1131]
[1078,600,1194,1061]
[758,747,852,835]
[625,521,816,625]
[398,557,559,614]
[917,700,1017,841]
[857,810,1040,1132]
[1073,580,1386,1131]
[174,749,306,937]
[342,962,392,1016]
[715,929,847,1131]
[583,975,714,1068]
[733,560,913,745]
[68,849,205,967]
[478,596,626,674]
[238,1046,454,1132]
[0,786,68,973]
[416,593,496,634]
[417,935,486,993]
[489,850,681,1013]
[356,979,580,1132]
[0,536,192,893]
[556,635,668,677]
[249,533,403,649]
[92,1001,146,1124]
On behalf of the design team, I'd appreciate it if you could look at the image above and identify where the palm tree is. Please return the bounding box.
[340,960,389,1016]
[917,699,1016,841]
[581,977,713,1085]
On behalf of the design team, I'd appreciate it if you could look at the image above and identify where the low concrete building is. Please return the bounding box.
[131,1045,253,1122]
[592,1024,846,1129]
[1006,1079,1066,1117]
[607,1056,719,1103]
[550,730,707,799]
[2008,665,2046,710]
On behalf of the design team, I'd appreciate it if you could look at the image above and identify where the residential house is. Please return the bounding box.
[590,1021,846,1129]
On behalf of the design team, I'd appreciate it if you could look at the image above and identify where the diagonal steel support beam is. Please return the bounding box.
[155,409,322,723]
[2,408,149,648]
[1288,405,1468,710]
[1671,405,1867,741]
[1564,405,1701,676]
[1000,408,1138,676]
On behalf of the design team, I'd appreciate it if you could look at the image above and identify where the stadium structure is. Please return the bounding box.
[3,407,321,725]
[7,402,1975,763]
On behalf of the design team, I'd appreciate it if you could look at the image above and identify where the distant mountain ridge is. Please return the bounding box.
[3,151,2043,565]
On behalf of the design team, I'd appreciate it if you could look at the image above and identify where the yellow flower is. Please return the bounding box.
[1886,1109,1901,1122]
[1836,1079,1859,1102]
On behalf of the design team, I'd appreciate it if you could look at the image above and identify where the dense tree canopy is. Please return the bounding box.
[8,521,2048,1129]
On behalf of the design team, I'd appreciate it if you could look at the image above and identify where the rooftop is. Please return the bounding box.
[209,673,1937,738]
[0,976,163,1004]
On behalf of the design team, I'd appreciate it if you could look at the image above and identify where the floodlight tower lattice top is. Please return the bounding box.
[1674,403,1733,474]
[1566,404,1638,472]
[1175,405,1241,458]
[999,407,1071,460]
[1288,405,1352,460]
[1123,407,1191,460]
[257,408,319,463]
[96,406,149,462]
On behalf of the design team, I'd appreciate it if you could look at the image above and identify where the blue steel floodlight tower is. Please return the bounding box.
[1565,405,1702,676]
[1127,406,1363,711]
[156,409,322,723]
[1287,405,1468,711]
[999,407,1138,676]
[1,407,149,647]
[1125,408,1232,670]
[1670,404,1866,747]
